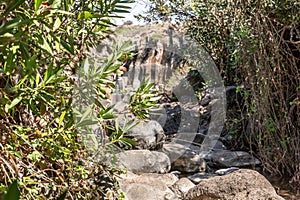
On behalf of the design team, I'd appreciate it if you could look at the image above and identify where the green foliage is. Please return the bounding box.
[2,180,20,200]
[129,79,161,119]
[1,180,68,200]
[107,119,138,148]
[0,0,137,199]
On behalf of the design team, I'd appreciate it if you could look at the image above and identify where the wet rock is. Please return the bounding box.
[118,150,171,173]
[161,143,206,173]
[186,169,285,200]
[204,149,261,168]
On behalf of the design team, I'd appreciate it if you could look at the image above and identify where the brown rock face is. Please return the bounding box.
[185,169,285,200]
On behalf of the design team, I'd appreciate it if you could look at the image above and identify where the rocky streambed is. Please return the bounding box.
[109,96,288,200]
[97,24,298,199]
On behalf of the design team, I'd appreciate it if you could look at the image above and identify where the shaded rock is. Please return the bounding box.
[118,150,171,173]
[187,172,217,184]
[174,133,226,151]
[186,169,285,200]
[161,143,206,173]
[204,149,261,168]
[118,172,179,200]
[215,167,239,175]
[212,140,227,150]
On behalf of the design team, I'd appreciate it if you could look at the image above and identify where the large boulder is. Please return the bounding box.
[117,172,179,200]
[118,150,171,173]
[161,143,206,173]
[185,169,285,200]
[115,101,166,150]
[204,149,261,168]
[126,120,166,150]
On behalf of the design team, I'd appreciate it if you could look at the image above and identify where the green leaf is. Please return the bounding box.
[57,189,68,200]
[61,39,74,55]
[0,0,26,21]
[120,137,138,147]
[76,119,98,127]
[0,18,21,35]
[7,96,22,109]
[3,180,20,200]
[63,0,70,11]
[41,37,53,55]
[0,97,10,105]
[112,9,130,13]
[19,41,30,61]
[27,150,43,162]
[53,17,62,32]
[77,11,93,19]
[59,111,66,126]
[34,0,43,12]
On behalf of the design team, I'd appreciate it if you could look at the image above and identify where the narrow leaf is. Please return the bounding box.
[8,96,22,109]
[53,17,62,32]
[59,111,66,126]
[57,189,68,200]
[3,180,20,200]
[34,0,43,12]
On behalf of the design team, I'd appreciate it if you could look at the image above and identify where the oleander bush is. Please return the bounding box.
[0,0,136,199]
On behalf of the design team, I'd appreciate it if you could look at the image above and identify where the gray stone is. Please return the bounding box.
[174,133,226,151]
[129,120,165,150]
[186,169,285,200]
[161,143,206,173]
[171,178,195,197]
[117,110,166,150]
[215,167,239,175]
[118,150,171,173]
[187,172,217,184]
[204,149,261,168]
[117,172,179,200]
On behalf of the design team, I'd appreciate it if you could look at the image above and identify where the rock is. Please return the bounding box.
[118,172,179,200]
[212,140,227,150]
[114,101,166,150]
[187,172,217,184]
[171,178,195,197]
[215,167,239,175]
[113,101,131,113]
[129,120,165,150]
[119,117,165,150]
[174,133,226,151]
[161,143,206,173]
[185,169,285,200]
[118,150,171,173]
[204,149,261,168]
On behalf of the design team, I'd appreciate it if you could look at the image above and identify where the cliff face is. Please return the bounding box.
[99,24,193,91]
[96,24,225,108]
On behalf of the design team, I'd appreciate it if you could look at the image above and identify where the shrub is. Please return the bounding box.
[0,0,135,199]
